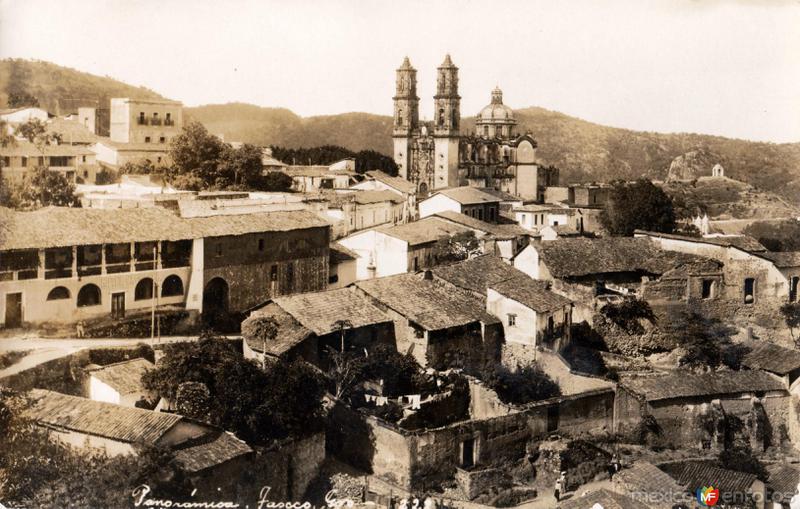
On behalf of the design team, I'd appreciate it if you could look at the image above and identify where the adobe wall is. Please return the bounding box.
[258,432,326,500]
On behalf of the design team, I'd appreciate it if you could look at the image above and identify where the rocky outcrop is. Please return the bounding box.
[665,148,720,181]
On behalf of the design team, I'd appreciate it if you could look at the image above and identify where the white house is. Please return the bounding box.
[338,217,471,280]
[329,242,359,289]
[0,106,51,125]
[418,187,501,223]
[486,277,573,351]
[86,357,155,407]
[351,170,418,222]
[512,204,571,231]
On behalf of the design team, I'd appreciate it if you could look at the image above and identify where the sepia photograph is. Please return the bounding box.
[0,0,799,507]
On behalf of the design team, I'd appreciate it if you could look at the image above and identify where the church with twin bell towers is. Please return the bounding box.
[392,55,558,201]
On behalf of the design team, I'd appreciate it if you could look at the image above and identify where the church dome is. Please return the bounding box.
[477,87,515,123]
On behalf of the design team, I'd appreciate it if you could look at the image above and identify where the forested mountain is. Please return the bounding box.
[4,59,800,200]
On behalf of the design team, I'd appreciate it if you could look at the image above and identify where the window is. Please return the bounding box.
[701,279,715,299]
[438,108,445,127]
[270,264,278,282]
[159,137,166,143]
[47,287,70,300]
[77,284,101,307]
[138,112,146,125]
[165,112,173,126]
[20,156,27,168]
[2,156,10,167]
[215,243,223,257]
[144,136,151,143]
[329,274,339,284]
[258,238,265,251]
[413,257,419,271]
[397,109,403,126]
[483,125,489,136]
[744,278,756,304]
[791,276,799,303]
[161,275,184,297]
[507,314,516,326]
[135,278,154,300]
[83,170,88,178]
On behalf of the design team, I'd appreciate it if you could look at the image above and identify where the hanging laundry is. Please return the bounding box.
[376,396,388,406]
[409,394,421,409]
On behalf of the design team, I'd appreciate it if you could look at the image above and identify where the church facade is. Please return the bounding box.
[392,55,558,201]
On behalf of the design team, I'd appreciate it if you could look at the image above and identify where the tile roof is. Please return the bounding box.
[432,254,534,297]
[86,358,154,396]
[513,204,571,213]
[614,461,689,507]
[476,188,521,202]
[283,165,356,177]
[174,431,253,474]
[378,217,471,246]
[353,190,403,205]
[766,463,800,500]
[741,342,800,376]
[558,489,650,509]
[760,251,800,268]
[432,187,502,205]
[25,389,183,444]
[635,230,767,253]
[243,302,313,356]
[356,273,499,331]
[536,237,666,278]
[365,170,417,194]
[47,118,98,144]
[0,140,95,157]
[622,370,785,402]
[273,287,392,336]
[0,207,329,251]
[433,211,528,239]
[665,462,758,495]
[490,277,572,313]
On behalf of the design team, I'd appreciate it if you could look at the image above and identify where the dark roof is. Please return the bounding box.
[431,187,502,205]
[622,370,785,402]
[356,273,499,331]
[25,389,183,444]
[666,462,758,495]
[490,277,572,313]
[742,342,800,375]
[243,302,313,356]
[432,255,534,297]
[365,170,417,194]
[614,461,689,506]
[635,230,767,253]
[558,489,650,509]
[0,207,329,251]
[273,287,392,336]
[433,211,528,239]
[536,237,666,278]
[767,463,800,500]
[330,242,359,263]
[378,217,471,246]
[86,358,154,395]
[761,251,800,268]
[174,431,253,474]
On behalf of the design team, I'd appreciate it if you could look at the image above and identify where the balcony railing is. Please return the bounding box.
[164,119,175,126]
[151,118,162,126]
[137,118,149,126]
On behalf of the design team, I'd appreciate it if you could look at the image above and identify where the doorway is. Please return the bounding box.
[111,292,125,319]
[461,438,475,468]
[4,293,22,328]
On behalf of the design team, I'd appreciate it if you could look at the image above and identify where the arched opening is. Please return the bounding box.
[203,277,231,330]
[77,284,101,307]
[47,286,70,301]
[397,109,403,126]
[162,275,184,297]
[418,182,428,196]
[135,278,154,301]
[438,108,445,127]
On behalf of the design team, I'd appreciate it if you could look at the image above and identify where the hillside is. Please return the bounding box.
[662,177,799,220]
[0,59,166,114]
[4,59,800,200]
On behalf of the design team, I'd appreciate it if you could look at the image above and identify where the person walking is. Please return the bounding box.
[76,320,85,338]
[555,471,566,502]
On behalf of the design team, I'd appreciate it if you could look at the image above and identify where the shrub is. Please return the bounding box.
[482,364,560,405]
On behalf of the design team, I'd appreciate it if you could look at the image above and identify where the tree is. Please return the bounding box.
[744,220,800,252]
[260,171,293,192]
[142,333,326,445]
[94,167,118,185]
[5,59,40,108]
[600,179,676,236]
[600,297,656,335]
[5,165,77,209]
[780,303,800,344]
[175,381,211,420]
[482,363,560,405]
[663,306,738,370]
[217,143,264,189]
[326,348,367,400]
[241,316,277,369]
[168,121,225,188]
[433,231,481,264]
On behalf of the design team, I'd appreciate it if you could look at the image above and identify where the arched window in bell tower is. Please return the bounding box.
[397,109,403,126]
[438,108,445,127]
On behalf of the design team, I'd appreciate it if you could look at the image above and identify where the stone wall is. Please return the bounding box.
[259,432,326,500]
[455,466,507,500]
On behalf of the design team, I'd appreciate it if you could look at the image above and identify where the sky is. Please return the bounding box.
[1,0,799,143]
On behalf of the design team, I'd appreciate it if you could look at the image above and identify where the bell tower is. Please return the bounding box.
[393,57,419,181]
[433,54,460,189]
